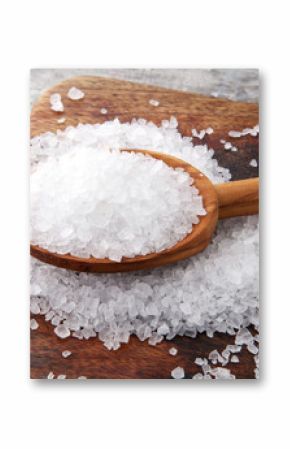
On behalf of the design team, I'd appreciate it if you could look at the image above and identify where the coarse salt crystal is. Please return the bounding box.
[47,371,54,379]
[62,350,72,358]
[171,366,185,379]
[57,117,66,124]
[57,374,66,379]
[50,93,64,112]
[249,159,258,168]
[67,87,85,100]
[100,108,108,114]
[149,99,159,107]
[54,324,70,339]
[30,318,39,330]
[169,347,178,356]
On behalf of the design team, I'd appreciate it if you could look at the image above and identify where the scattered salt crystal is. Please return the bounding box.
[220,139,226,144]
[210,367,235,379]
[195,357,205,366]
[231,355,239,363]
[231,146,238,152]
[30,318,39,330]
[235,328,254,346]
[226,344,242,353]
[78,376,87,379]
[171,366,185,379]
[67,87,85,100]
[206,127,214,135]
[249,159,258,168]
[169,347,178,356]
[228,125,259,138]
[192,373,204,379]
[224,142,232,150]
[100,108,108,114]
[62,350,72,358]
[47,371,54,379]
[228,130,243,138]
[54,324,70,339]
[247,342,259,355]
[50,93,64,112]
[57,117,66,124]
[149,99,159,107]
[57,374,66,379]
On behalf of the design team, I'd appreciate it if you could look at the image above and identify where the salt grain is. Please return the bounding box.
[57,117,66,124]
[54,324,70,339]
[67,87,85,100]
[50,93,64,112]
[100,108,108,114]
[249,159,258,168]
[47,371,54,379]
[231,355,239,363]
[57,374,66,379]
[62,350,72,359]
[30,318,39,330]
[171,366,185,379]
[149,99,159,107]
[169,347,178,356]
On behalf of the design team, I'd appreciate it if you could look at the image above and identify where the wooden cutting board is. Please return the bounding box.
[30,76,259,379]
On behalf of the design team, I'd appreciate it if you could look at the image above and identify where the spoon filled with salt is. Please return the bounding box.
[31,149,258,273]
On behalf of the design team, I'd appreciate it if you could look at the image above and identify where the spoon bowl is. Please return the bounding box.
[31,149,258,273]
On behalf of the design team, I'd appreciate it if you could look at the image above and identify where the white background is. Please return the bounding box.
[0,0,288,447]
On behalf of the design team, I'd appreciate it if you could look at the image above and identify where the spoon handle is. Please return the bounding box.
[215,177,259,219]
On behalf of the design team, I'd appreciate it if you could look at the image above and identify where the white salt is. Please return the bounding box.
[249,159,258,168]
[50,93,64,112]
[57,117,66,124]
[224,142,232,150]
[231,355,239,363]
[67,87,85,100]
[169,347,178,356]
[62,350,72,358]
[31,147,206,261]
[30,117,258,352]
[47,371,54,379]
[195,357,205,366]
[149,99,159,107]
[228,125,259,138]
[247,342,258,354]
[54,324,70,339]
[171,366,185,379]
[100,108,108,114]
[30,318,39,330]
[57,374,66,379]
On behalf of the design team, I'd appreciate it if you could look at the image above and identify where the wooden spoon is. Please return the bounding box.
[30,149,259,273]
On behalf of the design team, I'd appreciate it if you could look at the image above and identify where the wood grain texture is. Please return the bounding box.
[30,76,259,379]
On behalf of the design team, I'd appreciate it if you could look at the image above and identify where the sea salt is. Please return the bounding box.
[57,117,66,124]
[47,371,54,379]
[57,374,66,379]
[30,318,39,330]
[231,355,239,363]
[30,117,258,353]
[249,159,258,168]
[100,108,108,114]
[195,357,205,366]
[228,125,259,138]
[149,99,159,107]
[49,93,64,112]
[54,324,70,339]
[171,366,185,379]
[169,347,178,356]
[62,350,72,358]
[31,147,206,260]
[67,87,85,100]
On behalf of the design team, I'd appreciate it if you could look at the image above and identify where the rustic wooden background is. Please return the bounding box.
[30,75,259,379]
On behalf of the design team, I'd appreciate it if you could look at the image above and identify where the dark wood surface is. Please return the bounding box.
[30,76,259,379]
